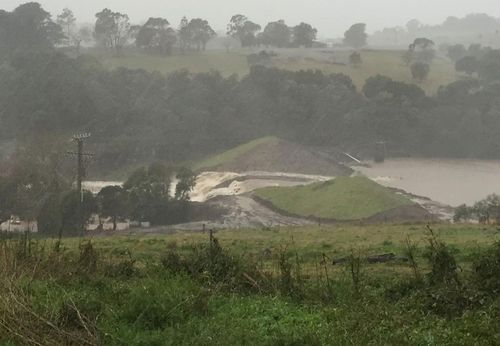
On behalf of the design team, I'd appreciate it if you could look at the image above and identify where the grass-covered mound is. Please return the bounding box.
[255,176,415,221]
[193,136,352,176]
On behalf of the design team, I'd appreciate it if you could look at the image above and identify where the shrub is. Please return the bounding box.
[472,242,500,296]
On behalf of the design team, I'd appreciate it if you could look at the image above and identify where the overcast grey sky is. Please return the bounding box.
[3,0,500,37]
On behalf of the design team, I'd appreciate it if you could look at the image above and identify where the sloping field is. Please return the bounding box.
[254,176,419,221]
[193,136,352,176]
[101,49,456,94]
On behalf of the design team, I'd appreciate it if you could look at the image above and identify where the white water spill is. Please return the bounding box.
[190,171,333,202]
[357,158,500,207]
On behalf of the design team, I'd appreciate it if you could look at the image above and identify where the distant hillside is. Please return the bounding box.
[100,49,456,94]
[254,176,425,221]
[193,136,352,176]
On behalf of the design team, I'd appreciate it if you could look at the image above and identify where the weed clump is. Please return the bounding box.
[472,242,500,296]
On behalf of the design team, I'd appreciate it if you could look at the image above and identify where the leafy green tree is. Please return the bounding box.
[227,14,261,47]
[408,38,435,64]
[61,190,96,235]
[178,16,191,52]
[94,8,130,55]
[136,17,177,55]
[37,193,63,235]
[123,163,172,224]
[187,18,216,51]
[56,8,76,46]
[411,62,430,82]
[73,26,92,56]
[97,185,129,231]
[455,56,479,76]
[292,22,317,48]
[262,20,290,48]
[447,44,467,62]
[453,204,471,223]
[478,50,500,83]
[343,23,367,49]
[0,2,63,58]
[175,168,197,201]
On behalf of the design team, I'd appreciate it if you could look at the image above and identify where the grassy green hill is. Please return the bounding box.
[101,49,456,94]
[255,176,414,220]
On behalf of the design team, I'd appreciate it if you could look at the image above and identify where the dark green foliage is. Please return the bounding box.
[261,20,290,48]
[60,190,96,235]
[97,185,129,231]
[424,230,460,286]
[227,14,261,47]
[0,2,63,60]
[343,23,367,48]
[94,8,130,56]
[175,167,196,201]
[453,204,472,223]
[455,56,479,75]
[292,22,317,48]
[135,17,177,55]
[447,44,467,62]
[37,193,63,235]
[473,242,500,295]
[123,163,171,224]
[162,238,252,291]
[411,62,430,82]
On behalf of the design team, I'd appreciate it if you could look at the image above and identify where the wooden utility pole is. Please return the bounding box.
[67,133,93,197]
[67,133,93,236]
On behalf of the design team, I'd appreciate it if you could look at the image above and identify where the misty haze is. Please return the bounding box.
[1,1,500,344]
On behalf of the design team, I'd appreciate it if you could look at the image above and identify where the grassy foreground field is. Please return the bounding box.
[101,49,457,94]
[1,224,500,345]
[255,176,414,220]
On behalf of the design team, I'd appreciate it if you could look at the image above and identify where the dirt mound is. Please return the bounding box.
[207,138,352,176]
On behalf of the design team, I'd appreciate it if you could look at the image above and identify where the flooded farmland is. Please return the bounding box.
[357,158,500,207]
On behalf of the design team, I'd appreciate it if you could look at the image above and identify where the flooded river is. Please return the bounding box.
[357,158,500,207]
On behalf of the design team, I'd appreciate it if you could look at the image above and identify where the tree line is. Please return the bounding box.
[0,149,197,235]
[0,3,325,59]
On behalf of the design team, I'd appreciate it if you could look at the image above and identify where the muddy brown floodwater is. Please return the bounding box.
[356,158,500,207]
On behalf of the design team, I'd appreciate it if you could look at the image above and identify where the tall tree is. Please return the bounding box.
[97,185,129,231]
[123,163,172,224]
[94,8,130,55]
[227,14,261,47]
[136,17,177,55]
[411,62,430,82]
[0,2,63,57]
[73,26,92,56]
[408,37,435,64]
[343,23,367,49]
[187,18,216,51]
[178,16,191,53]
[56,7,76,46]
[292,22,317,48]
[262,20,290,48]
[175,168,197,201]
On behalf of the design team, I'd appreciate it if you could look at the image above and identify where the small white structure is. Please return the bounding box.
[0,216,38,233]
